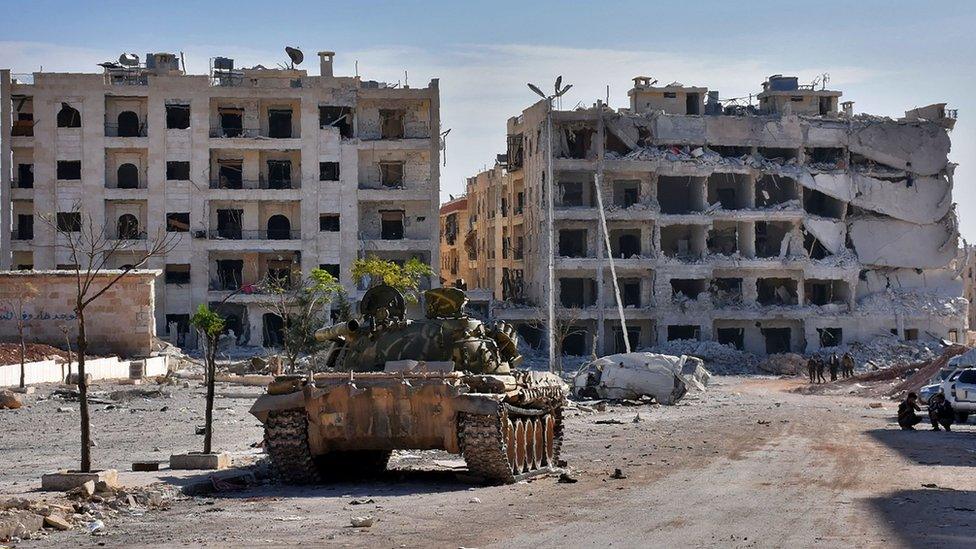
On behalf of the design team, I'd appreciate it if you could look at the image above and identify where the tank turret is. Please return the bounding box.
[250,285,567,485]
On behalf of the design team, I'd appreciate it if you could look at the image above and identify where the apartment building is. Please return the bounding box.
[438,194,472,289]
[1,50,440,346]
[451,75,965,357]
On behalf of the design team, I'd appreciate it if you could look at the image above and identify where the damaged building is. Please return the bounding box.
[449,74,965,357]
[0,51,440,347]
[438,194,473,289]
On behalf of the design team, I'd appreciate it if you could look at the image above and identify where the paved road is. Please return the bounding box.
[12,377,976,547]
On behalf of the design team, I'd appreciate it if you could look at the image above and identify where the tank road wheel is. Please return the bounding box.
[514,419,528,473]
[542,414,556,467]
[263,409,321,485]
[531,418,545,469]
[553,407,565,463]
[506,419,520,473]
[523,419,535,470]
[458,411,517,485]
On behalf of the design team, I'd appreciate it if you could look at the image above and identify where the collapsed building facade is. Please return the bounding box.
[0,51,440,347]
[452,75,966,357]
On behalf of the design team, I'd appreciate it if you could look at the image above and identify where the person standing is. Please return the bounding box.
[841,352,855,378]
[816,357,827,383]
[898,392,923,430]
[807,357,818,383]
[828,353,839,382]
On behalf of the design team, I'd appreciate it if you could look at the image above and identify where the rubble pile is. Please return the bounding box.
[0,483,183,542]
[644,339,761,374]
[0,389,23,409]
[819,335,943,371]
[857,289,968,317]
[757,353,807,375]
[0,343,71,366]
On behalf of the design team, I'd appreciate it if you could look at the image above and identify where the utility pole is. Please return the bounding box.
[594,100,629,353]
[528,78,572,373]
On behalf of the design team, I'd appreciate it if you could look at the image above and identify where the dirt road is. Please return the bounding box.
[7,376,976,548]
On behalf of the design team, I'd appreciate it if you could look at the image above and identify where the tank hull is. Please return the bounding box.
[251,371,566,484]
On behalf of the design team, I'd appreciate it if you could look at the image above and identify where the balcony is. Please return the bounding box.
[209,127,301,139]
[210,127,261,138]
[207,229,301,240]
[209,178,300,191]
[108,231,148,242]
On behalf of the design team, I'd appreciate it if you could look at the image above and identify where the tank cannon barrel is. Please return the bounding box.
[315,319,360,342]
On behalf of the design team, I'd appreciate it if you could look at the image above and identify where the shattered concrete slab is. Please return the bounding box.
[848,121,950,176]
[848,214,958,269]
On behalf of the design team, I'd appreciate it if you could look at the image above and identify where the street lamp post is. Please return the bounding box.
[528,78,572,373]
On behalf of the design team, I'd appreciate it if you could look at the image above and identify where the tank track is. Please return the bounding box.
[459,403,564,484]
[263,409,321,485]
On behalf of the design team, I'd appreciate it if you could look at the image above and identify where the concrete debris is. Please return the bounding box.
[819,335,943,372]
[350,516,374,528]
[757,353,807,376]
[857,288,967,318]
[43,514,72,531]
[0,389,23,410]
[557,472,578,484]
[1,481,182,542]
[86,519,105,534]
[645,340,760,374]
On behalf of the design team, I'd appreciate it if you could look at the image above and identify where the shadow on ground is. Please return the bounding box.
[160,466,474,500]
[867,489,976,548]
[865,426,976,467]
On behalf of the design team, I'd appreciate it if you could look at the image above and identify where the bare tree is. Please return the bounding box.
[59,323,73,381]
[261,268,341,372]
[4,282,39,389]
[42,211,178,472]
[526,306,587,374]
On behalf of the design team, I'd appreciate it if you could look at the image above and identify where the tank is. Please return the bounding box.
[249,285,567,484]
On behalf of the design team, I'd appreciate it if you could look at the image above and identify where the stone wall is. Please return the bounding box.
[0,270,160,357]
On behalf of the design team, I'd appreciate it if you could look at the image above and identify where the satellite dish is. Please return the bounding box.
[119,53,139,67]
[285,47,304,67]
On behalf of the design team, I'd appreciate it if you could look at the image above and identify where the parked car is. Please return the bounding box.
[942,368,976,422]
[918,382,942,405]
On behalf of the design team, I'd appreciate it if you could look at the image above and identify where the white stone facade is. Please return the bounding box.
[0,51,440,347]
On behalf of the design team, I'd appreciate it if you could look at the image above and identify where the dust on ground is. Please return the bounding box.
[3,375,976,547]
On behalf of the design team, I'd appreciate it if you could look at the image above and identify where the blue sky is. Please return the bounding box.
[3,0,975,239]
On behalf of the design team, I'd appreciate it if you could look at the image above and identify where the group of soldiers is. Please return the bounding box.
[806,352,855,383]
[898,391,955,432]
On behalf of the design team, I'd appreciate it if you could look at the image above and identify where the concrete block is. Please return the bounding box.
[169,452,230,470]
[0,510,44,540]
[40,469,119,492]
[43,514,72,531]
